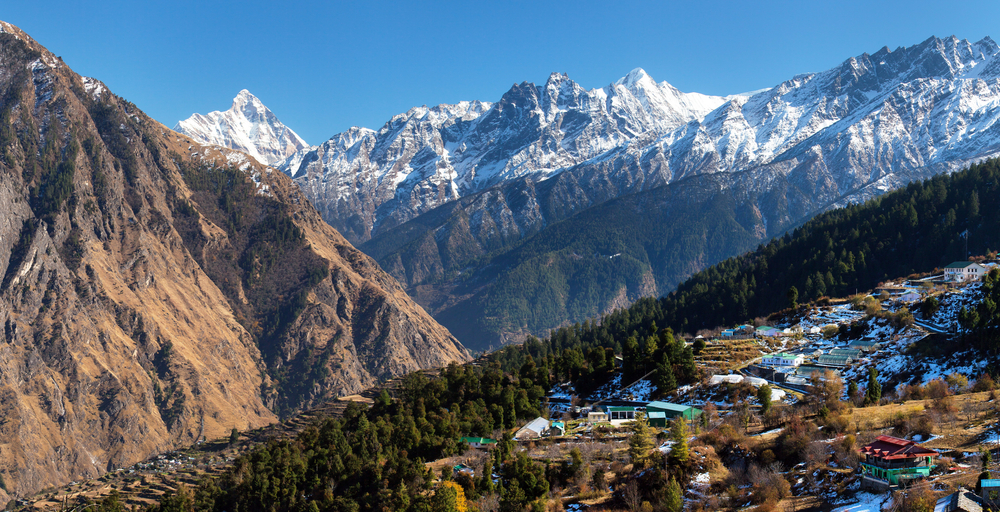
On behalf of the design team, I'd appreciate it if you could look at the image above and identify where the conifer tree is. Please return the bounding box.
[865,367,881,406]
[628,412,654,466]
[669,416,689,465]
[664,477,683,512]
[787,286,799,308]
[480,453,495,494]
[654,353,677,393]
[757,384,773,415]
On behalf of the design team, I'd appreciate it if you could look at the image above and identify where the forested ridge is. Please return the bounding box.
[137,364,553,512]
[644,159,1000,334]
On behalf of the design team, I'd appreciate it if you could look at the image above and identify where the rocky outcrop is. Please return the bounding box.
[0,21,466,502]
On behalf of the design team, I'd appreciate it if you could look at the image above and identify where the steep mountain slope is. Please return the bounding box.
[656,159,1000,335]
[175,90,308,166]
[0,21,466,502]
[334,36,1000,348]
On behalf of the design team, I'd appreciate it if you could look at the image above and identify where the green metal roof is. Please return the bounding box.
[646,401,692,412]
[460,437,497,444]
[766,353,799,360]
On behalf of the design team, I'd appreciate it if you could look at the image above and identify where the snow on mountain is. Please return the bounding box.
[280,70,728,241]
[175,90,309,167]
[282,36,1000,246]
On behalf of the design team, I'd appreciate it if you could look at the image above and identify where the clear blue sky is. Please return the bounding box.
[6,0,1000,144]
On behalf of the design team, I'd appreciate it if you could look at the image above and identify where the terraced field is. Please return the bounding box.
[16,370,440,511]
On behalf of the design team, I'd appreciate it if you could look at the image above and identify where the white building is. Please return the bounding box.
[515,417,550,440]
[943,261,986,282]
[761,353,805,367]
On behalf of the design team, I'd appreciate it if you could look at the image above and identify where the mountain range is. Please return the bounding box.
[0,20,466,501]
[181,36,1000,349]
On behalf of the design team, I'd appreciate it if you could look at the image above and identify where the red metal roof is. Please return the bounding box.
[859,435,938,460]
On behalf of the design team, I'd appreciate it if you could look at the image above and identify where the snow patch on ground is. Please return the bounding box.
[831,492,891,512]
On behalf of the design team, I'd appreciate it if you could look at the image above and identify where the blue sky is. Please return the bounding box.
[6,0,1000,144]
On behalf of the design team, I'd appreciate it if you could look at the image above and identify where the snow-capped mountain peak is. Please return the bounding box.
[275,35,1000,250]
[615,67,654,87]
[175,90,309,167]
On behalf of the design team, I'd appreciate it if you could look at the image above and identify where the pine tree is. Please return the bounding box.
[865,367,881,406]
[787,286,799,308]
[669,417,689,465]
[757,384,772,415]
[627,412,654,466]
[664,477,683,512]
[480,453,495,494]
[654,353,677,393]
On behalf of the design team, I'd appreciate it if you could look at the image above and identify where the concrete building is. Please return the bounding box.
[761,352,805,367]
[859,435,938,490]
[944,261,987,282]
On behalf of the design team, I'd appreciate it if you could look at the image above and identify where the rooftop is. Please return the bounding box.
[647,401,694,412]
[860,435,938,460]
[519,417,549,434]
[766,353,800,359]
[460,437,497,444]
[944,261,982,269]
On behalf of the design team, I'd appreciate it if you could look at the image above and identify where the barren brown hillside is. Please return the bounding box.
[0,20,467,502]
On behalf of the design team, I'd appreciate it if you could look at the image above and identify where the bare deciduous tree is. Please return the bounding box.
[623,480,642,512]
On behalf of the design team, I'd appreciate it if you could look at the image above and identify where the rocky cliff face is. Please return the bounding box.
[0,21,466,502]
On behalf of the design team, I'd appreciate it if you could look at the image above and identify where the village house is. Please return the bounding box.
[515,417,550,440]
[936,486,985,512]
[721,325,755,340]
[944,261,987,282]
[858,435,938,490]
[587,408,609,423]
[460,437,497,449]
[607,406,640,426]
[755,326,782,337]
[549,421,565,436]
[761,352,805,367]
